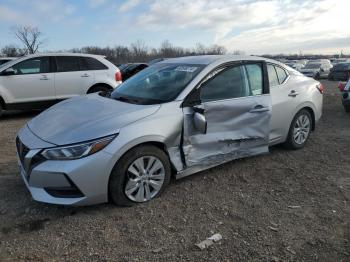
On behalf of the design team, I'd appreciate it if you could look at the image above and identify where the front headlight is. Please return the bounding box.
[41,135,117,160]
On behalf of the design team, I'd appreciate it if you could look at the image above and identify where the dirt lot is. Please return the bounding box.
[0,80,349,261]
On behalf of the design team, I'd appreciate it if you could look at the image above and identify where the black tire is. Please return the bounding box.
[283,109,313,150]
[0,103,2,118]
[87,85,111,94]
[314,73,320,80]
[345,106,350,113]
[108,145,171,206]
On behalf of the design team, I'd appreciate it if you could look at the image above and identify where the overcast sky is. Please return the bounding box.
[0,0,349,55]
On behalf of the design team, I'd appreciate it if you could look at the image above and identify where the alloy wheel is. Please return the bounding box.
[293,114,311,145]
[124,156,165,202]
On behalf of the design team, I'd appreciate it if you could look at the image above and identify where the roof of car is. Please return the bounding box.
[160,55,281,66]
[22,53,106,59]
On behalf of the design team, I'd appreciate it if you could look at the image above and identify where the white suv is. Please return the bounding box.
[0,53,121,116]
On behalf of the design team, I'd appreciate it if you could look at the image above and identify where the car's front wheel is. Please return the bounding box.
[109,145,171,206]
[284,109,312,149]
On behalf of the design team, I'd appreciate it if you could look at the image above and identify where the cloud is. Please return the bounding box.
[134,0,350,54]
[119,0,141,12]
[0,4,31,24]
[89,0,107,8]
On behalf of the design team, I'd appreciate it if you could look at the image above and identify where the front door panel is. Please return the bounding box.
[182,95,271,167]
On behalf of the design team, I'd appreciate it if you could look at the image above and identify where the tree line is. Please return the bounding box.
[0,26,229,65]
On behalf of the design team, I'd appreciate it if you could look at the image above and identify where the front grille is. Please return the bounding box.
[16,137,46,180]
[16,137,30,165]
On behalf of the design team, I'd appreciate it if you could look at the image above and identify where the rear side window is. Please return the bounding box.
[245,64,263,95]
[80,57,108,70]
[12,57,50,75]
[56,56,80,72]
[267,64,279,87]
[275,66,288,84]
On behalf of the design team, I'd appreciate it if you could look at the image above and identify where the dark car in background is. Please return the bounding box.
[328,62,350,81]
[119,63,148,81]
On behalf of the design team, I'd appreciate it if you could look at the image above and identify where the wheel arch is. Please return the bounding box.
[87,83,113,94]
[302,106,316,131]
[293,102,316,131]
[107,136,177,182]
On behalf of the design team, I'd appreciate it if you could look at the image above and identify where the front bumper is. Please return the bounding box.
[16,125,115,206]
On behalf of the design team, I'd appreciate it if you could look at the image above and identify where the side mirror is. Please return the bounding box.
[193,112,207,134]
[320,68,325,72]
[1,67,15,76]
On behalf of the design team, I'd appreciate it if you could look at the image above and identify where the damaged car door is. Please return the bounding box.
[182,62,271,168]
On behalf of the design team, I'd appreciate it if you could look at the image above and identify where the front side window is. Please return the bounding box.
[111,63,204,104]
[56,56,80,72]
[12,57,50,75]
[200,63,263,102]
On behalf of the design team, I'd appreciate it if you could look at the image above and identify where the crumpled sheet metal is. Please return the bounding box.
[182,95,271,167]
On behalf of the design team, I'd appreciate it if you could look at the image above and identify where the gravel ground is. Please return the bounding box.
[0,80,349,261]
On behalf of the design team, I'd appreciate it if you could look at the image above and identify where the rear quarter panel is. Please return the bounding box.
[293,75,323,122]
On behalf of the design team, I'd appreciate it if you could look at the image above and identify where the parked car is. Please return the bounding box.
[338,80,350,112]
[285,62,304,71]
[148,58,168,65]
[328,62,350,81]
[330,58,350,65]
[0,53,121,116]
[300,62,332,79]
[309,59,332,67]
[16,55,323,206]
[0,57,17,65]
[119,63,148,81]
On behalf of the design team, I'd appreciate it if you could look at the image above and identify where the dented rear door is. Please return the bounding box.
[182,61,271,167]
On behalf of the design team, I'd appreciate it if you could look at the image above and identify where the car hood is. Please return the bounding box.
[28,94,160,145]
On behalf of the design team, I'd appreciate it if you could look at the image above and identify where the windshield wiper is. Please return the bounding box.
[114,96,141,104]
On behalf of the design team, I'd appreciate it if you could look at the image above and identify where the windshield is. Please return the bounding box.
[305,63,321,69]
[111,63,204,104]
[118,64,130,71]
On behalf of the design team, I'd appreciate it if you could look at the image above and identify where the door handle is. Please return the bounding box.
[81,73,90,77]
[249,105,269,113]
[288,90,299,97]
[40,75,49,80]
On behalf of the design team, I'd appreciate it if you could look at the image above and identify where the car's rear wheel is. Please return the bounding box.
[284,109,312,149]
[0,103,3,117]
[109,145,171,206]
[87,85,111,94]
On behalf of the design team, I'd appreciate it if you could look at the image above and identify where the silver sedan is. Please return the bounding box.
[16,55,323,206]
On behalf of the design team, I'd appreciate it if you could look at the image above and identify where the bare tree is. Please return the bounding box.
[13,25,44,54]
[1,45,24,57]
